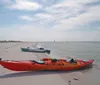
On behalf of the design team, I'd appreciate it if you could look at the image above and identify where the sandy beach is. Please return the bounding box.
[0,42,100,85]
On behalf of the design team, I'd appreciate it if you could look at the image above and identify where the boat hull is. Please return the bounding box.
[0,58,94,71]
[21,48,50,54]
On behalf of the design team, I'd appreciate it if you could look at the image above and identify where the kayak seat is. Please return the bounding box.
[31,60,45,64]
[67,58,77,64]
[52,59,57,62]
[54,60,64,65]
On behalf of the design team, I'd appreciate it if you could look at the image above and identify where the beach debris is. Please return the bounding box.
[5,50,8,52]
[73,78,79,80]
[68,80,71,85]
[0,58,2,61]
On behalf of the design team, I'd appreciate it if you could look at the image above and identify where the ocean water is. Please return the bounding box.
[42,42,100,65]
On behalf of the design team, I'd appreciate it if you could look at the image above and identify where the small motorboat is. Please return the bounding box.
[20,47,51,54]
[0,58,94,71]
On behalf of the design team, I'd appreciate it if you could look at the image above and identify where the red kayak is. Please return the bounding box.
[0,58,94,71]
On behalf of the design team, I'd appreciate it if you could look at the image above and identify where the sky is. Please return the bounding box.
[0,0,100,41]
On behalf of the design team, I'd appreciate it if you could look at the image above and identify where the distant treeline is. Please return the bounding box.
[0,40,22,43]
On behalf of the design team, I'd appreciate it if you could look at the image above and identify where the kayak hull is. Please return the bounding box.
[0,58,94,71]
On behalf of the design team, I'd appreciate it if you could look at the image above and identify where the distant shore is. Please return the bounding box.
[0,40,100,43]
[0,40,22,43]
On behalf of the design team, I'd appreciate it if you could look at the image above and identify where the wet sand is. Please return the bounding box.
[0,42,100,85]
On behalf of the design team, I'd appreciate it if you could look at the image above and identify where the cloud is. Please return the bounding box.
[19,13,55,27]
[19,15,33,21]
[4,0,41,11]
[19,0,99,30]
[35,13,52,19]
[33,13,54,24]
[18,0,100,31]
[53,5,100,31]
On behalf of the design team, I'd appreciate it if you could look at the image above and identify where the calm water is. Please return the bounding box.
[42,42,100,65]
